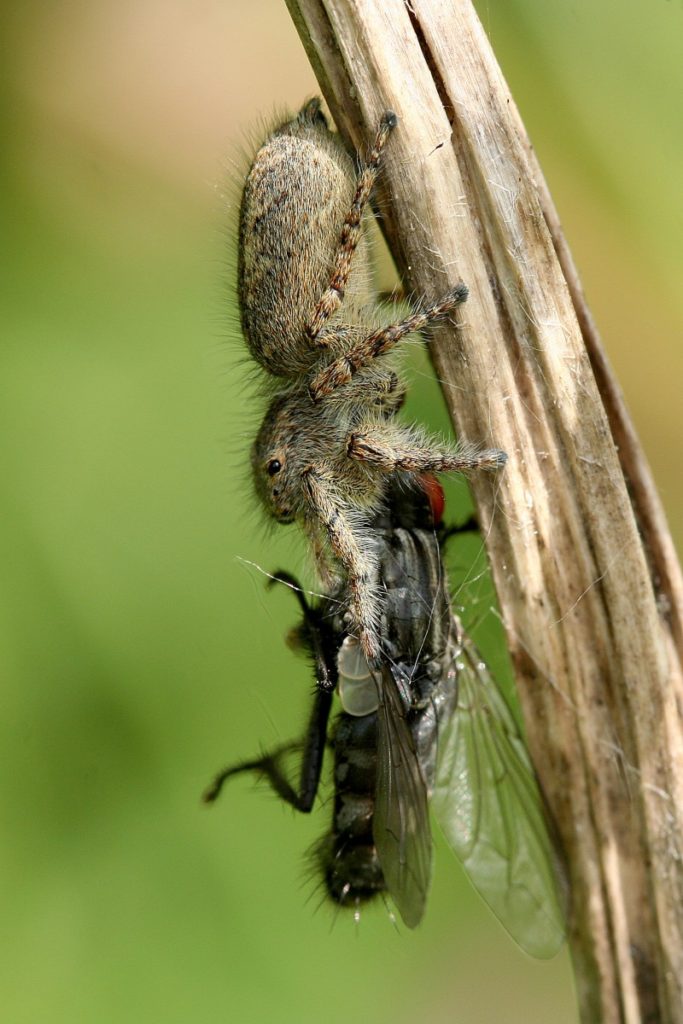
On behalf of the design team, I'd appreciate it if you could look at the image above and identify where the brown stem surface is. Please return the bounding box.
[285,1,683,1020]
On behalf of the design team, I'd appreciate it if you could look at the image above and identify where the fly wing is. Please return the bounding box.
[374,664,432,929]
[432,623,565,958]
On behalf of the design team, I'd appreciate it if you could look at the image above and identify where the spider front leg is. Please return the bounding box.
[347,423,508,474]
[306,111,397,343]
[302,467,382,662]
[309,283,468,403]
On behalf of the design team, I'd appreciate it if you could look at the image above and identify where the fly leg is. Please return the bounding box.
[203,572,337,812]
[202,687,333,812]
[440,514,480,544]
[267,570,338,693]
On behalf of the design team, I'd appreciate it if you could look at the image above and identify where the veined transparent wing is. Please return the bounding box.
[432,620,565,958]
[374,664,432,929]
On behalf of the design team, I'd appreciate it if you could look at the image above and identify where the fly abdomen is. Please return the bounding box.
[320,712,385,909]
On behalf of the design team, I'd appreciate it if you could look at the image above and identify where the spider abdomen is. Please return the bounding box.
[238,103,373,379]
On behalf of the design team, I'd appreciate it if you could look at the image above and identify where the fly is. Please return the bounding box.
[204,480,565,956]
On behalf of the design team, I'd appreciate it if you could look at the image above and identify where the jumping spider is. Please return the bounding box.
[238,98,506,661]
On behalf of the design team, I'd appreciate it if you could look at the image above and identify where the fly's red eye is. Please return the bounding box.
[267,459,282,476]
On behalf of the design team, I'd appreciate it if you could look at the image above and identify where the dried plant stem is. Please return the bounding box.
[284,0,683,1020]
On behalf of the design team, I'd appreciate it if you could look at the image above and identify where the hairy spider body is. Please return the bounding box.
[238,99,506,660]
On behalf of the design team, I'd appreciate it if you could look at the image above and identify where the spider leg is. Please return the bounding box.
[309,284,468,402]
[329,363,406,415]
[307,528,343,593]
[307,112,397,343]
[302,467,381,662]
[347,423,507,474]
[355,367,406,415]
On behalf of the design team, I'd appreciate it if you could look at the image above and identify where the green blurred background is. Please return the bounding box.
[1,1,681,1021]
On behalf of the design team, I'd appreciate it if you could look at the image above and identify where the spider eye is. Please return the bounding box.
[267,459,282,476]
